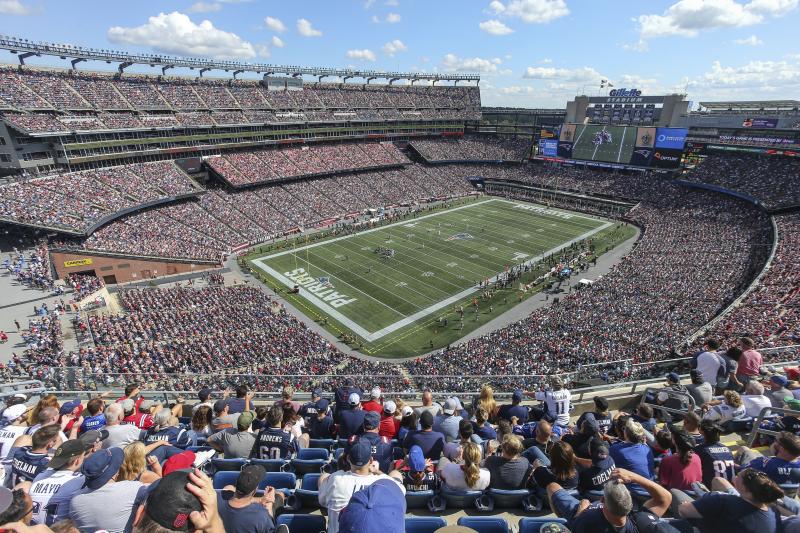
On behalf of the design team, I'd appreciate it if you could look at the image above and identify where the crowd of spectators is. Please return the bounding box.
[5,242,54,291]
[66,273,103,301]
[411,135,531,162]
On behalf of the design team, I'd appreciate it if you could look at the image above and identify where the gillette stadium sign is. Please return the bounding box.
[609,88,642,97]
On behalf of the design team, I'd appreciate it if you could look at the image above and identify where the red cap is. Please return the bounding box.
[161,451,196,477]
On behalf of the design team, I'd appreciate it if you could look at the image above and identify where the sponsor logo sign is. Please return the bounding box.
[513,204,574,220]
[539,139,558,157]
[64,258,93,267]
[283,267,357,308]
[609,88,642,97]
[742,117,778,129]
[651,149,683,168]
[654,128,688,150]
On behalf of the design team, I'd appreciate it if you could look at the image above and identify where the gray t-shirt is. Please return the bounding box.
[207,429,256,459]
[70,480,147,533]
[484,455,531,490]
[103,424,144,449]
[687,382,714,407]
[433,414,462,443]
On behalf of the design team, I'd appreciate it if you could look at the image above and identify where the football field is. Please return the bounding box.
[249,198,617,357]
[571,124,637,163]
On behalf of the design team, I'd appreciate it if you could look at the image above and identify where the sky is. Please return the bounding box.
[0,0,799,108]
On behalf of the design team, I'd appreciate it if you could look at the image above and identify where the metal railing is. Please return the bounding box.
[639,387,697,418]
[747,406,800,447]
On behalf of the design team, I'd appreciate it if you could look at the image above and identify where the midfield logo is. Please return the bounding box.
[446,232,474,241]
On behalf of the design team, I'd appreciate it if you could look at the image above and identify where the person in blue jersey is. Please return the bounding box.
[308,399,335,440]
[79,397,107,434]
[5,425,58,487]
[250,405,298,460]
[143,409,191,449]
[299,388,323,427]
[576,396,613,436]
[578,439,616,494]
[736,431,800,485]
[334,379,364,422]
[338,393,366,440]
[402,411,445,460]
[695,420,736,487]
[608,420,654,492]
[345,411,392,473]
[497,390,529,424]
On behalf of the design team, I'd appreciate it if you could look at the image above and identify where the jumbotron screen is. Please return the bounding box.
[556,123,687,168]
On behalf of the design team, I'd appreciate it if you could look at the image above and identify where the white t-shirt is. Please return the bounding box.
[535,389,572,426]
[703,403,746,424]
[743,394,772,418]
[696,351,723,386]
[29,469,83,525]
[439,462,490,491]
[318,471,405,533]
[0,425,27,458]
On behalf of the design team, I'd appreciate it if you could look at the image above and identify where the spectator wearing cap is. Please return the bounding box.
[397,406,416,443]
[308,399,335,440]
[29,437,92,525]
[402,411,445,460]
[80,397,107,434]
[742,380,772,418]
[338,393,366,441]
[102,403,145,450]
[192,387,215,414]
[6,425,59,487]
[498,389,529,424]
[577,397,612,436]
[59,399,84,435]
[216,464,282,533]
[250,405,298,461]
[578,439,615,494]
[334,379,363,422]
[338,478,405,533]
[378,400,399,439]
[562,413,601,459]
[658,428,702,491]
[211,399,238,433]
[274,386,300,414]
[0,486,34,527]
[658,372,691,416]
[362,388,383,414]
[207,411,256,459]
[132,469,228,533]
[70,447,148,532]
[395,445,440,492]
[695,420,735,487]
[299,388,323,427]
[0,405,31,455]
[121,398,153,430]
[688,369,714,407]
[485,434,531,490]
[737,337,763,385]
[693,339,724,389]
[318,438,405,533]
[160,450,197,478]
[433,398,463,443]
[609,420,654,492]
[765,374,791,408]
[346,411,392,473]
[736,431,800,485]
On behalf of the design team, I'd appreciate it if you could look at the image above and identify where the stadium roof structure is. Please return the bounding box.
[0,35,480,84]
[698,100,800,110]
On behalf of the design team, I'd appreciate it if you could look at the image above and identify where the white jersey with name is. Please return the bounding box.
[29,469,83,525]
[0,425,26,458]
[535,389,572,426]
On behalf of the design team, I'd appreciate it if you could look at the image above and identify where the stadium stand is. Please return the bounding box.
[410,135,531,163]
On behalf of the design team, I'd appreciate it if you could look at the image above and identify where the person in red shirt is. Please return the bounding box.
[658,428,702,491]
[737,337,763,384]
[379,400,400,439]
[117,383,144,411]
[362,387,384,414]
[121,398,155,429]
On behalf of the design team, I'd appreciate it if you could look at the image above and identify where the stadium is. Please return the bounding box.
[0,2,799,531]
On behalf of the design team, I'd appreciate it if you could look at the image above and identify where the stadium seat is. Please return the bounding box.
[289,473,322,510]
[262,472,297,492]
[212,471,240,490]
[275,514,326,533]
[178,417,191,425]
[249,458,289,472]
[185,446,213,453]
[457,516,511,533]
[518,517,568,533]
[487,488,531,508]
[405,489,435,509]
[337,438,350,448]
[210,458,246,472]
[405,517,448,533]
[308,438,336,452]
[291,448,330,476]
[440,487,484,509]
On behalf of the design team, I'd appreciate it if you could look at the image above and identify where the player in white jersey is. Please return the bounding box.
[529,377,572,427]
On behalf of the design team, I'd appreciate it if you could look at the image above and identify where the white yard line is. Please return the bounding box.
[617,126,627,163]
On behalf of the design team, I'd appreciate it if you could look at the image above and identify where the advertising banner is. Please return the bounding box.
[742,117,778,129]
[539,139,558,157]
[654,128,688,150]
[650,148,683,168]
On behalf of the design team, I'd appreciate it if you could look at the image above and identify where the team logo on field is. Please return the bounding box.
[446,232,474,241]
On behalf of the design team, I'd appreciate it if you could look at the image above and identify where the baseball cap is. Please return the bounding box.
[82,447,124,490]
[419,410,434,428]
[383,400,396,415]
[348,438,373,467]
[348,392,361,406]
[690,369,704,381]
[408,445,425,472]
[338,478,405,533]
[370,387,382,399]
[49,439,85,470]
[0,487,13,516]
[772,375,789,387]
[2,403,26,422]
[144,470,203,532]
[236,464,266,495]
[443,398,457,415]
[315,398,330,413]
[666,372,680,384]
[79,429,109,450]
[237,411,255,431]
[581,412,599,434]
[312,388,322,399]
[594,396,609,411]
[401,405,413,417]
[59,398,82,415]
[198,387,212,401]
[512,389,523,402]
[213,399,228,413]
[785,397,800,411]
[363,411,380,430]
[162,451,197,477]
[590,439,610,462]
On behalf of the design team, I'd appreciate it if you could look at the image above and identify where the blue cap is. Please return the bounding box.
[312,388,322,398]
[666,372,680,383]
[512,389,523,402]
[772,375,789,387]
[338,479,406,533]
[363,411,380,430]
[81,448,124,490]
[348,438,373,467]
[408,445,425,472]
[315,398,330,413]
[59,398,82,415]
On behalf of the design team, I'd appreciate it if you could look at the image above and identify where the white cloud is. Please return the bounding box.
[371,15,381,23]
[386,12,401,23]
[385,0,399,5]
[636,0,798,40]
[0,0,37,15]
[523,65,604,82]
[488,0,569,23]
[442,53,503,73]
[347,48,377,61]
[541,57,552,63]
[188,1,222,13]
[256,44,270,58]
[264,16,286,33]
[107,11,256,59]
[734,34,763,45]
[297,18,323,37]
[363,0,375,8]
[382,39,407,56]
[271,35,285,48]
[479,19,514,34]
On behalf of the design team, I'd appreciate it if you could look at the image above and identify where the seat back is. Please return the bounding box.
[518,517,568,533]
[249,458,289,472]
[308,438,336,451]
[487,488,530,508]
[298,448,330,461]
[405,490,435,509]
[300,473,322,491]
[210,458,246,472]
[262,471,297,491]
[457,516,510,533]
[211,471,239,490]
[441,487,484,508]
[405,517,448,533]
[275,514,326,533]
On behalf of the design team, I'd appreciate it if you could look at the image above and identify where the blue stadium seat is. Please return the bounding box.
[275,514,326,533]
[249,458,289,472]
[291,448,330,476]
[308,438,336,452]
[290,473,322,509]
[518,517,568,533]
[405,489,435,509]
[440,487,484,509]
[212,471,240,490]
[185,445,213,453]
[178,416,191,425]
[262,471,297,492]
[487,488,530,508]
[457,516,511,533]
[210,458,246,472]
[405,517,448,533]
[337,438,350,448]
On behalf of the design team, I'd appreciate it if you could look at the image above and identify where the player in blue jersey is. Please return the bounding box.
[250,405,298,460]
[5,425,58,487]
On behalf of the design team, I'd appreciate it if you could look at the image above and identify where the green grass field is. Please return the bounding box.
[571,124,637,164]
[247,197,636,358]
